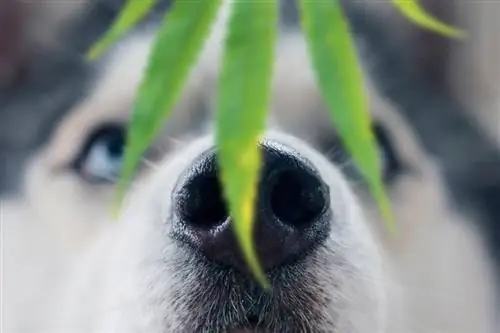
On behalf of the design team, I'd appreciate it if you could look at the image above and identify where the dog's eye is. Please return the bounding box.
[321,123,402,183]
[72,124,125,184]
[373,124,403,182]
[372,124,402,182]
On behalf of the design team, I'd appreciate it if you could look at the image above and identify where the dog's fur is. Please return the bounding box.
[0,0,175,86]
[0,0,90,86]
[446,0,500,145]
[353,0,500,144]
[2,1,499,332]
[341,0,500,279]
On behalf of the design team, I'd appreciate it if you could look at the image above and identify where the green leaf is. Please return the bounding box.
[216,0,278,289]
[299,0,395,233]
[114,0,223,213]
[391,0,466,39]
[86,0,158,61]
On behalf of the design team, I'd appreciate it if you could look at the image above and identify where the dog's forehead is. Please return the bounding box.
[270,33,429,168]
[270,32,390,123]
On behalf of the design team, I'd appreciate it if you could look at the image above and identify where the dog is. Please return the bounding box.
[2,1,498,332]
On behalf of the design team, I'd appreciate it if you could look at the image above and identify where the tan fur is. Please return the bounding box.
[2,3,497,332]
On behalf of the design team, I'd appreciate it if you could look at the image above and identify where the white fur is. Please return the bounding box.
[2,3,497,332]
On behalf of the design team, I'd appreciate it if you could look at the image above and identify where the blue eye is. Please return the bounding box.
[73,124,125,184]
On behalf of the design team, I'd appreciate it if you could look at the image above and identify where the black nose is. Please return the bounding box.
[172,140,331,275]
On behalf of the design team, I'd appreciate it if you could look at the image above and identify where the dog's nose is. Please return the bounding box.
[173,140,331,275]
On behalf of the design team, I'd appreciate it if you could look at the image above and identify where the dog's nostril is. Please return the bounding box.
[179,174,228,229]
[268,169,327,228]
[173,141,331,275]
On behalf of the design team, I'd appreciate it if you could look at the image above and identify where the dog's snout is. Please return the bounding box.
[173,140,331,275]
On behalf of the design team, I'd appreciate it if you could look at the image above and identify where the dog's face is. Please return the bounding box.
[3,16,497,333]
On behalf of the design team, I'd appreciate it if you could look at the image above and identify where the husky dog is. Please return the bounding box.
[2,2,498,333]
